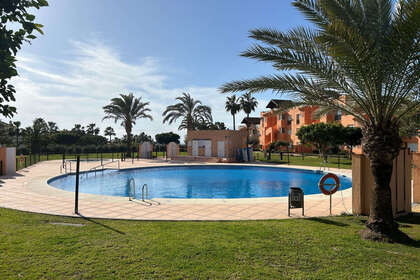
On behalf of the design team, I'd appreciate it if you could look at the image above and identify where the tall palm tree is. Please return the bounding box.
[162,92,212,130]
[240,92,258,120]
[225,95,241,130]
[220,0,420,241]
[103,93,152,157]
[104,126,116,142]
[240,92,258,147]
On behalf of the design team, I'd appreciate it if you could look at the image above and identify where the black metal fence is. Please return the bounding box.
[253,150,352,169]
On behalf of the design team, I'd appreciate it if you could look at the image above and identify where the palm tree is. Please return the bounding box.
[162,92,212,130]
[104,126,116,142]
[240,92,258,120]
[103,93,152,157]
[225,95,241,130]
[220,0,420,241]
[240,92,258,147]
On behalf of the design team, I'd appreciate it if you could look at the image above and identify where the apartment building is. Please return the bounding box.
[259,99,358,152]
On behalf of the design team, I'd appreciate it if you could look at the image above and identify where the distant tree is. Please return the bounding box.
[225,95,241,130]
[162,92,212,130]
[47,121,58,134]
[240,92,258,146]
[71,124,85,135]
[103,93,152,157]
[296,123,345,163]
[213,122,226,130]
[133,132,153,144]
[0,0,48,118]
[155,132,180,145]
[86,123,100,135]
[267,141,288,160]
[79,134,107,146]
[23,118,49,153]
[8,121,21,146]
[104,126,116,142]
[53,131,80,146]
[343,127,363,157]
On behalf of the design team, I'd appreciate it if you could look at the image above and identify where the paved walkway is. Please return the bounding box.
[0,159,353,220]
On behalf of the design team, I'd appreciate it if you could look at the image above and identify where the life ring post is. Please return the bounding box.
[318,173,341,216]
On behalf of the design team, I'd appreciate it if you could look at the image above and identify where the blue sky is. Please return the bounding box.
[11,0,308,138]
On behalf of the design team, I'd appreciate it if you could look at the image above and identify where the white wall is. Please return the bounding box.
[6,147,16,175]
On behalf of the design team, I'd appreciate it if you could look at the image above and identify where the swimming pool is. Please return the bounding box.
[48,165,352,199]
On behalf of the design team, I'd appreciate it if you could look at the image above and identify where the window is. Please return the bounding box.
[296,114,301,125]
[287,116,292,125]
[281,127,286,133]
[335,110,342,121]
[278,114,283,121]
[288,129,292,135]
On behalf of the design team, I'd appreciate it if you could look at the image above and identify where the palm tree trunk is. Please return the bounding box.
[127,134,132,158]
[233,114,236,130]
[246,113,249,147]
[361,123,402,241]
[125,124,132,158]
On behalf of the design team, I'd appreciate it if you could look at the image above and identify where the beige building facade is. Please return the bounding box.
[186,130,247,161]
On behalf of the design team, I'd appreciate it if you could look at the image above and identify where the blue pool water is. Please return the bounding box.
[48,165,352,199]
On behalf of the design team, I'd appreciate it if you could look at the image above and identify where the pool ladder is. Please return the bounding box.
[128,178,136,201]
[128,178,149,202]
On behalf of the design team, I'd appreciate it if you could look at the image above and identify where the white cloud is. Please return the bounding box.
[10,40,265,140]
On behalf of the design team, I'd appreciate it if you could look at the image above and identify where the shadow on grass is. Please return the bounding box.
[359,213,420,247]
[389,230,420,248]
[397,212,420,225]
[76,214,126,235]
[306,217,349,227]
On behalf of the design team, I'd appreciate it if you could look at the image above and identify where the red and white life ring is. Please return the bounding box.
[318,173,340,195]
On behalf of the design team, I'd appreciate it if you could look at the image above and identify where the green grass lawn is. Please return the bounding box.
[0,208,419,279]
[254,152,352,169]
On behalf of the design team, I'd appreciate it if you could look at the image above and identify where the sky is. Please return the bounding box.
[9,0,309,139]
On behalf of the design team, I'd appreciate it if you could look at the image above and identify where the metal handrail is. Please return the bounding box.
[60,160,72,174]
[84,160,120,178]
[319,161,329,171]
[128,178,135,201]
[142,184,149,201]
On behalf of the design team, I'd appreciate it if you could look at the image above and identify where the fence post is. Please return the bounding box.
[74,155,80,214]
[338,154,340,169]
[29,154,32,165]
[16,158,18,171]
[101,152,103,166]
[25,157,27,168]
[62,153,65,168]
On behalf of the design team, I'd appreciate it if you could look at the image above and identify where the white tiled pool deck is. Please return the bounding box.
[0,159,352,220]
